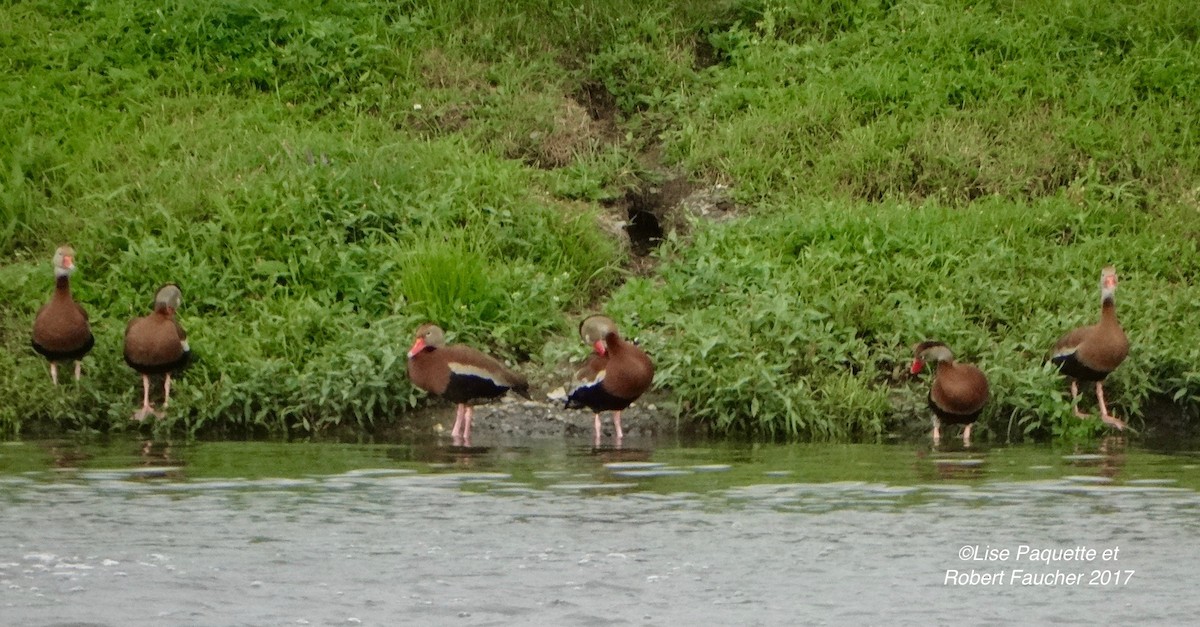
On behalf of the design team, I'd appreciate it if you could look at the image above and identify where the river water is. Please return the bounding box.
[2,433,1198,626]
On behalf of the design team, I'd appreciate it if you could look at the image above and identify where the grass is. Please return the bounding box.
[608,198,1200,439]
[1,0,1198,440]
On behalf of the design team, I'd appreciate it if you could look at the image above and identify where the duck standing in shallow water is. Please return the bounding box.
[124,284,190,421]
[566,315,654,444]
[407,323,530,445]
[1049,266,1129,430]
[910,341,988,447]
[32,245,94,385]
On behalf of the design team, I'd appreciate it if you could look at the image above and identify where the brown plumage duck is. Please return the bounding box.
[1050,266,1129,430]
[32,245,94,385]
[566,315,655,443]
[124,284,190,421]
[911,341,988,446]
[407,323,529,444]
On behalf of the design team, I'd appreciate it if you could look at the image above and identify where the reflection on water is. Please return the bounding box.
[2,433,1199,625]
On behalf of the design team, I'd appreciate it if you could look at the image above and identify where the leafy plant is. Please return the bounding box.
[2,0,1199,441]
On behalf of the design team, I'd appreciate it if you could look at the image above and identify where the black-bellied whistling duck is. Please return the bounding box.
[911,341,989,447]
[565,315,655,444]
[407,323,530,444]
[124,284,190,421]
[32,245,94,385]
[1050,265,1129,430]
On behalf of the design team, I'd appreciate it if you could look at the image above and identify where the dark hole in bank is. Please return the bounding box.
[613,177,691,258]
[625,205,663,257]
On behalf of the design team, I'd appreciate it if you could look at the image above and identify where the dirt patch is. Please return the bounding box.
[1136,394,1200,444]
[526,82,626,169]
[692,35,724,70]
[601,176,739,263]
[419,47,491,92]
[667,181,739,227]
[528,98,598,169]
[401,394,683,441]
[572,80,623,142]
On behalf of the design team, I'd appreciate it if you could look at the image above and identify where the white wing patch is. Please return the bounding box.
[181,340,191,352]
[448,361,504,384]
[568,369,606,395]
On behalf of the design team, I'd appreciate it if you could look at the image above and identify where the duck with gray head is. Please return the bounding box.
[911,341,989,447]
[124,284,190,421]
[406,323,530,445]
[1049,265,1129,430]
[566,315,654,444]
[32,245,94,385]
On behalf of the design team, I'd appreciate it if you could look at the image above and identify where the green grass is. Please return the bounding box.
[2,0,1198,439]
[609,198,1200,439]
[670,0,1200,207]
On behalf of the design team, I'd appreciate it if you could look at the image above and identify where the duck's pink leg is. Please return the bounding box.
[932,417,941,445]
[593,413,602,445]
[462,405,474,441]
[74,361,83,381]
[1095,382,1126,430]
[451,404,466,438]
[962,424,973,447]
[50,363,59,386]
[153,374,173,418]
[133,375,154,421]
[163,374,173,408]
[613,411,624,441]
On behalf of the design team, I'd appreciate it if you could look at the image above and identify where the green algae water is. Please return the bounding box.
[2,433,1198,625]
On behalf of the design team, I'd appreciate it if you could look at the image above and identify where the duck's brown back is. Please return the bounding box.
[124,314,187,369]
[931,361,989,417]
[1052,303,1128,374]
[409,344,528,401]
[604,336,654,401]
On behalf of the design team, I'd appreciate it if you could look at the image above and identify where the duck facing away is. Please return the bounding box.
[565,315,655,444]
[407,323,530,444]
[911,341,989,447]
[1050,266,1129,430]
[124,284,190,421]
[32,245,94,385]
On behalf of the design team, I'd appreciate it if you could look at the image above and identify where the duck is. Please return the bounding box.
[407,323,530,444]
[123,284,190,421]
[32,245,94,385]
[910,341,988,446]
[565,315,655,444]
[1049,265,1129,430]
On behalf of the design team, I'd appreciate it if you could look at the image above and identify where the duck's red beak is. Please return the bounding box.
[62,255,74,269]
[593,340,607,356]
[909,359,924,375]
[407,337,426,358]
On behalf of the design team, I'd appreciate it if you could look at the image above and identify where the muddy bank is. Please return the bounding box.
[393,393,682,441]
[398,393,1200,446]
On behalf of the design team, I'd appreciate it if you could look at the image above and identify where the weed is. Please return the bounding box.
[2,1,1198,439]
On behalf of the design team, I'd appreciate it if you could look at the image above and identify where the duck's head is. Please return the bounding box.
[153,284,183,316]
[52,245,76,279]
[408,323,446,358]
[1100,265,1118,304]
[579,315,619,356]
[911,340,953,374]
